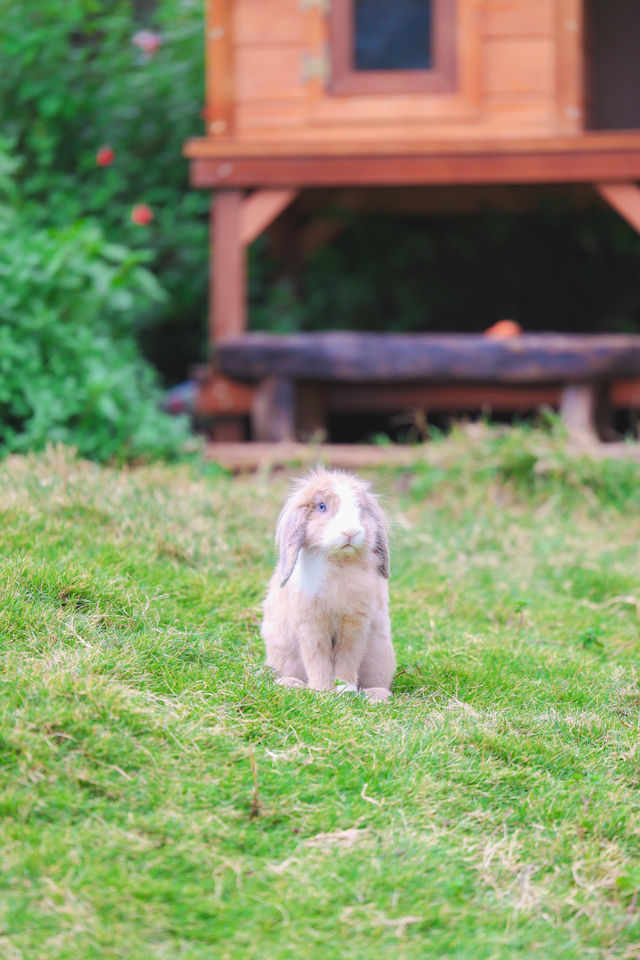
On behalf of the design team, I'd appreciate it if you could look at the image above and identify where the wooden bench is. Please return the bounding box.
[212,332,640,444]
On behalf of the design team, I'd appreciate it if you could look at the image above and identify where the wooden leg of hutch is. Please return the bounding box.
[296,382,328,441]
[559,382,606,445]
[208,189,301,443]
[210,190,246,441]
[211,190,246,342]
[252,378,296,442]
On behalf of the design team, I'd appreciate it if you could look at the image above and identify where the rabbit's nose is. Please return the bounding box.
[342,528,359,542]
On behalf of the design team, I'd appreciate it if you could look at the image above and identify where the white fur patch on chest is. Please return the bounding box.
[290,549,327,597]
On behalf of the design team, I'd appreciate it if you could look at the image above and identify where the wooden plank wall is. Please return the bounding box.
[221,0,575,145]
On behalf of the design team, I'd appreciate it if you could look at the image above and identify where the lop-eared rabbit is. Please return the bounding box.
[262,468,395,701]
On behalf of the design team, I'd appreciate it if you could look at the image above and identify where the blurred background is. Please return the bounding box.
[3,0,640,458]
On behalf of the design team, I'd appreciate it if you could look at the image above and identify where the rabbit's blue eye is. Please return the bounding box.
[317,502,327,512]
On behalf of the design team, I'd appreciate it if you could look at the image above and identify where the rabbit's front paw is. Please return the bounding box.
[276,676,307,688]
[362,686,391,703]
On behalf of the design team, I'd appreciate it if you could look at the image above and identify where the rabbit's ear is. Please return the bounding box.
[276,502,308,587]
[363,492,390,579]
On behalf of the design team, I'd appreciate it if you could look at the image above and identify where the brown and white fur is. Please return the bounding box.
[261,468,395,701]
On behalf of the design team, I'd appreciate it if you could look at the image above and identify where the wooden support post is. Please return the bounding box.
[210,189,301,344]
[252,378,296,442]
[296,382,328,441]
[559,382,601,445]
[211,190,246,343]
[209,190,247,439]
[205,0,233,137]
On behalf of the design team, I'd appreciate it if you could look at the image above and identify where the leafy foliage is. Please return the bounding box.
[0,145,191,461]
[252,203,640,335]
[0,0,209,383]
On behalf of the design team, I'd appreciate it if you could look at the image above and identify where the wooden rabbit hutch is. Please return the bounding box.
[184,0,640,447]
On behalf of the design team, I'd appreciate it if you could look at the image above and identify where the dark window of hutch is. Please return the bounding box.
[330,0,456,95]
[354,0,433,72]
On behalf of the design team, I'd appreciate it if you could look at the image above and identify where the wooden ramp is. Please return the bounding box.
[205,439,640,472]
[206,442,423,471]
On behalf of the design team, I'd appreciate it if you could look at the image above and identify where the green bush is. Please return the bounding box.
[0,146,192,462]
[0,0,209,383]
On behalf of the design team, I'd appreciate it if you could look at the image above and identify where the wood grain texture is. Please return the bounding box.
[235,47,305,101]
[203,0,585,145]
[305,0,481,126]
[190,148,640,188]
[483,0,555,37]
[211,191,246,340]
[233,0,304,44]
[555,0,583,133]
[217,332,640,384]
[206,0,234,136]
[184,132,640,160]
[483,37,555,95]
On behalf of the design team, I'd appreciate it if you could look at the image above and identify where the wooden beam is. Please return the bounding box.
[193,376,640,419]
[240,189,298,246]
[556,0,584,133]
[206,442,421,471]
[217,332,640,385]
[596,182,640,236]
[204,439,640,471]
[191,150,640,189]
[184,132,640,160]
[211,190,246,342]
[205,0,233,137]
[324,383,561,414]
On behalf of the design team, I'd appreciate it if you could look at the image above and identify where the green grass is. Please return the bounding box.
[2,427,640,959]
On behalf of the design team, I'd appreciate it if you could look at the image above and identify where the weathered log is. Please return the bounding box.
[216,333,640,385]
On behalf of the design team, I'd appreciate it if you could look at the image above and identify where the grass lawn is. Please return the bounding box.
[2,427,640,959]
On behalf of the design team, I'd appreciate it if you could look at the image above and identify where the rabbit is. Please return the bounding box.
[261,468,395,702]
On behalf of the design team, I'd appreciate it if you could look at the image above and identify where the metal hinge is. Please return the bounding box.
[301,49,330,84]
[300,0,330,13]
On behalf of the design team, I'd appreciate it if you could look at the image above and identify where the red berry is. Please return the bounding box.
[96,146,115,166]
[131,204,154,226]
